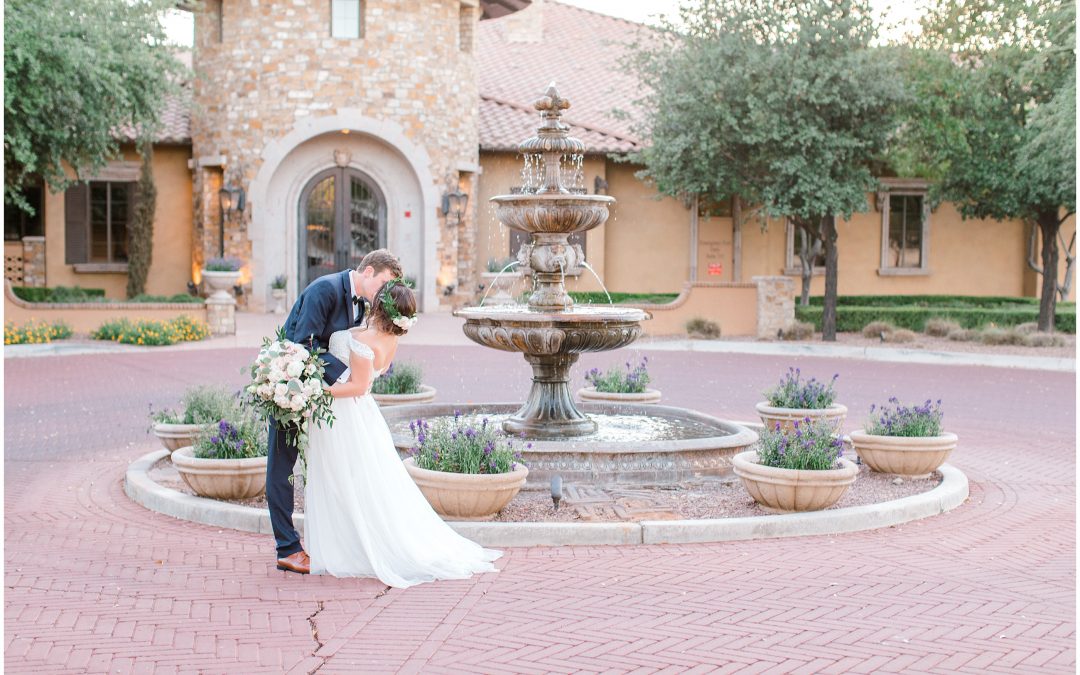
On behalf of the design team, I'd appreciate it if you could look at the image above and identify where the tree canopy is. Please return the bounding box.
[4,0,186,212]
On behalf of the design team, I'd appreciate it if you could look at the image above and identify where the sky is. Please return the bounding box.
[163,0,923,46]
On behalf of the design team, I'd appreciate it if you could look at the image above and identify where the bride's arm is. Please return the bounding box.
[327,346,374,398]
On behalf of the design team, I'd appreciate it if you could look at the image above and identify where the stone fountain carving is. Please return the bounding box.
[455,84,649,438]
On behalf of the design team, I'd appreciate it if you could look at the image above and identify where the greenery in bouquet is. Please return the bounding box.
[584,356,651,394]
[757,417,845,471]
[149,385,237,426]
[409,412,524,475]
[245,328,335,467]
[865,398,944,437]
[193,408,268,460]
[764,367,839,409]
[371,361,424,395]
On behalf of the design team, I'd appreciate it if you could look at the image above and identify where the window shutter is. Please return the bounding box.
[64,182,89,264]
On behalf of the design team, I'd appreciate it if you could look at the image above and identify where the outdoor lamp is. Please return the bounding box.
[441,188,468,226]
[217,184,245,257]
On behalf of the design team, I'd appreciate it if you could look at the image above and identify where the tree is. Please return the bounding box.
[898,0,1076,332]
[126,141,156,299]
[624,0,905,340]
[4,0,184,213]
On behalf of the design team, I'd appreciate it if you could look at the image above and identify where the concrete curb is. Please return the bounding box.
[635,339,1074,372]
[125,450,969,547]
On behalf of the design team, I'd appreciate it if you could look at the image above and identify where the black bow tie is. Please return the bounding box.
[352,296,363,306]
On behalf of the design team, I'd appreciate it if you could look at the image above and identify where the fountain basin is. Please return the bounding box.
[382,402,759,488]
[456,305,649,355]
[491,193,615,235]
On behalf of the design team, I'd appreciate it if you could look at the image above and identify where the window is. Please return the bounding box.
[331,0,362,39]
[877,182,930,275]
[784,220,825,275]
[64,181,134,266]
[4,184,44,241]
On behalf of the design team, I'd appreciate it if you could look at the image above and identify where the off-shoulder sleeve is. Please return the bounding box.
[348,339,376,361]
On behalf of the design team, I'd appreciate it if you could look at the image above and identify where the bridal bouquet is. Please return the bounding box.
[245,327,336,468]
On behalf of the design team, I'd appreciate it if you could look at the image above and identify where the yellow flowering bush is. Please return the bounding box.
[91,315,211,346]
[4,319,73,345]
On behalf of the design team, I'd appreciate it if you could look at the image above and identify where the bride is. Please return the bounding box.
[305,279,501,587]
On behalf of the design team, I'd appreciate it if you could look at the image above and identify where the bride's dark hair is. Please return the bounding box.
[370,280,417,336]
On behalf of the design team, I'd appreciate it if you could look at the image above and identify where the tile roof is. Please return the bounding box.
[477,1,646,154]
[115,88,191,145]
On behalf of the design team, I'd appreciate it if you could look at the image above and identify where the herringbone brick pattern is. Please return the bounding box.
[5,346,1075,672]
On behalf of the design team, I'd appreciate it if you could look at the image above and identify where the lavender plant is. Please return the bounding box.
[193,410,267,460]
[866,398,944,437]
[764,368,839,409]
[371,361,424,395]
[756,417,845,471]
[203,256,243,272]
[585,356,651,394]
[409,412,525,475]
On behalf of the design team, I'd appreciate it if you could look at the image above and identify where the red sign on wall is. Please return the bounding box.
[707,263,723,276]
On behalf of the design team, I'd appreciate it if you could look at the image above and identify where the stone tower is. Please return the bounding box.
[190,0,490,311]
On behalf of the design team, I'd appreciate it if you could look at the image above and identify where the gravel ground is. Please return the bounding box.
[151,459,940,523]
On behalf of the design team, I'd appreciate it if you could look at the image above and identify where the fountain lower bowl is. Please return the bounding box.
[382,402,759,488]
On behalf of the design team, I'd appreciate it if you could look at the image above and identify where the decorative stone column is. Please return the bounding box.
[206,295,236,336]
[753,275,795,339]
[21,237,46,288]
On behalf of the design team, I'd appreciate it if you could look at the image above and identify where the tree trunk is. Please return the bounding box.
[796,225,822,307]
[821,214,839,342]
[126,141,155,299]
[732,195,743,282]
[1037,209,1061,332]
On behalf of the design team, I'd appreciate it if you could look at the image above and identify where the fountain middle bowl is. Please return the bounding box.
[382,402,759,488]
[455,305,650,354]
[491,193,615,235]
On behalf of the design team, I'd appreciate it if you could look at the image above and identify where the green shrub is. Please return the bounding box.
[924,317,962,337]
[805,294,1063,309]
[4,319,73,344]
[92,316,210,345]
[756,418,845,471]
[795,305,1076,334]
[12,286,106,303]
[129,293,204,304]
[686,317,721,339]
[371,362,424,395]
[569,291,679,305]
[408,414,524,475]
[151,386,238,425]
[779,321,815,340]
[584,357,651,393]
[193,411,267,460]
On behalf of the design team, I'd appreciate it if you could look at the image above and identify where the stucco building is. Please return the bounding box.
[4,0,1074,322]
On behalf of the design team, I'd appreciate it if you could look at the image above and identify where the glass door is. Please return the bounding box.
[299,168,385,289]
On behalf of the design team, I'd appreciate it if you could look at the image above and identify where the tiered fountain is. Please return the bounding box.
[384,84,756,487]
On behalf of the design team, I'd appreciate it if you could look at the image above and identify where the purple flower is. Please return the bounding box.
[210,436,220,444]
[417,431,426,444]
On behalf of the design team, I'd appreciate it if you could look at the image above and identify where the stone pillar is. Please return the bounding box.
[206,295,236,335]
[21,237,46,288]
[753,275,795,339]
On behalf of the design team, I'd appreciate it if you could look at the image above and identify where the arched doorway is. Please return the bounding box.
[298,167,386,288]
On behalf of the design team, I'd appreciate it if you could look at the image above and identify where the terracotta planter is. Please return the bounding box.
[755,402,847,434]
[372,385,437,407]
[849,430,958,478]
[403,457,528,521]
[578,386,662,404]
[151,422,211,453]
[171,446,268,500]
[732,450,857,513]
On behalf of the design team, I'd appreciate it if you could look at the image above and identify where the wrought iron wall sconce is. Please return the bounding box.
[217,183,246,257]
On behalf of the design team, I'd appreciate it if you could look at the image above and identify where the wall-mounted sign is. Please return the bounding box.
[707,263,723,276]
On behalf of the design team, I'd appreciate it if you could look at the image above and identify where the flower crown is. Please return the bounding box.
[378,278,418,331]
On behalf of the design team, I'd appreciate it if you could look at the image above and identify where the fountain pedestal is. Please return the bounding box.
[505,353,595,437]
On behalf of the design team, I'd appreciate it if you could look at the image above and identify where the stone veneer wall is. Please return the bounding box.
[191,0,480,309]
[753,276,795,339]
[21,237,46,288]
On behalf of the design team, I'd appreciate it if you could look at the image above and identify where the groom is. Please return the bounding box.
[269,249,403,574]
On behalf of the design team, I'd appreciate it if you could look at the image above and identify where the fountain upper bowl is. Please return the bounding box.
[491,193,615,235]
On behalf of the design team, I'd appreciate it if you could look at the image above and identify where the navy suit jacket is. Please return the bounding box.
[283,270,363,384]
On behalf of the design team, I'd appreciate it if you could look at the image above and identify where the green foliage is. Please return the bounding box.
[779,321,815,340]
[4,0,187,211]
[756,418,845,471]
[270,275,287,290]
[584,357,651,394]
[4,319,72,344]
[151,386,237,426]
[12,286,107,303]
[805,294,1061,308]
[763,368,838,409]
[408,414,524,475]
[865,398,943,437]
[371,362,424,396]
[193,411,268,460]
[568,292,678,305]
[90,315,211,344]
[126,142,155,298]
[795,305,1077,334]
[129,293,204,304]
[204,257,242,272]
[686,317,721,338]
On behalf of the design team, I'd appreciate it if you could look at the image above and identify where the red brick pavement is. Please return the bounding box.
[4,345,1075,673]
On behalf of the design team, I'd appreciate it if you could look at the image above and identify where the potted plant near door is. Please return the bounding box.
[733,417,858,512]
[201,256,243,300]
[849,398,957,478]
[149,386,236,452]
[756,368,847,433]
[172,405,269,500]
[270,275,288,314]
[370,361,437,406]
[578,356,661,404]
[404,413,529,520]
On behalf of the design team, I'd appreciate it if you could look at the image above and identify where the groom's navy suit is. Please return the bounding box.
[268,270,363,558]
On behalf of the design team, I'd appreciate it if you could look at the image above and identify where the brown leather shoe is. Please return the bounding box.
[276,550,310,574]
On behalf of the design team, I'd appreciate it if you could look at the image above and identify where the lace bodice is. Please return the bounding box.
[328,330,385,392]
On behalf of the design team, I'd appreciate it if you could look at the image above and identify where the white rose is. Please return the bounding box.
[258,384,273,398]
[274,383,289,397]
[268,369,285,384]
[274,395,290,408]
[286,361,304,378]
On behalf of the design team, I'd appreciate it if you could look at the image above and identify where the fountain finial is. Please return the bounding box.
[535,82,571,129]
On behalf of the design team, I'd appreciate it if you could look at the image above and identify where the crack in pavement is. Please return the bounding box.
[306,600,326,674]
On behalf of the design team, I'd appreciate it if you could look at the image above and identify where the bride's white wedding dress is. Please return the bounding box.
[304,330,502,587]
